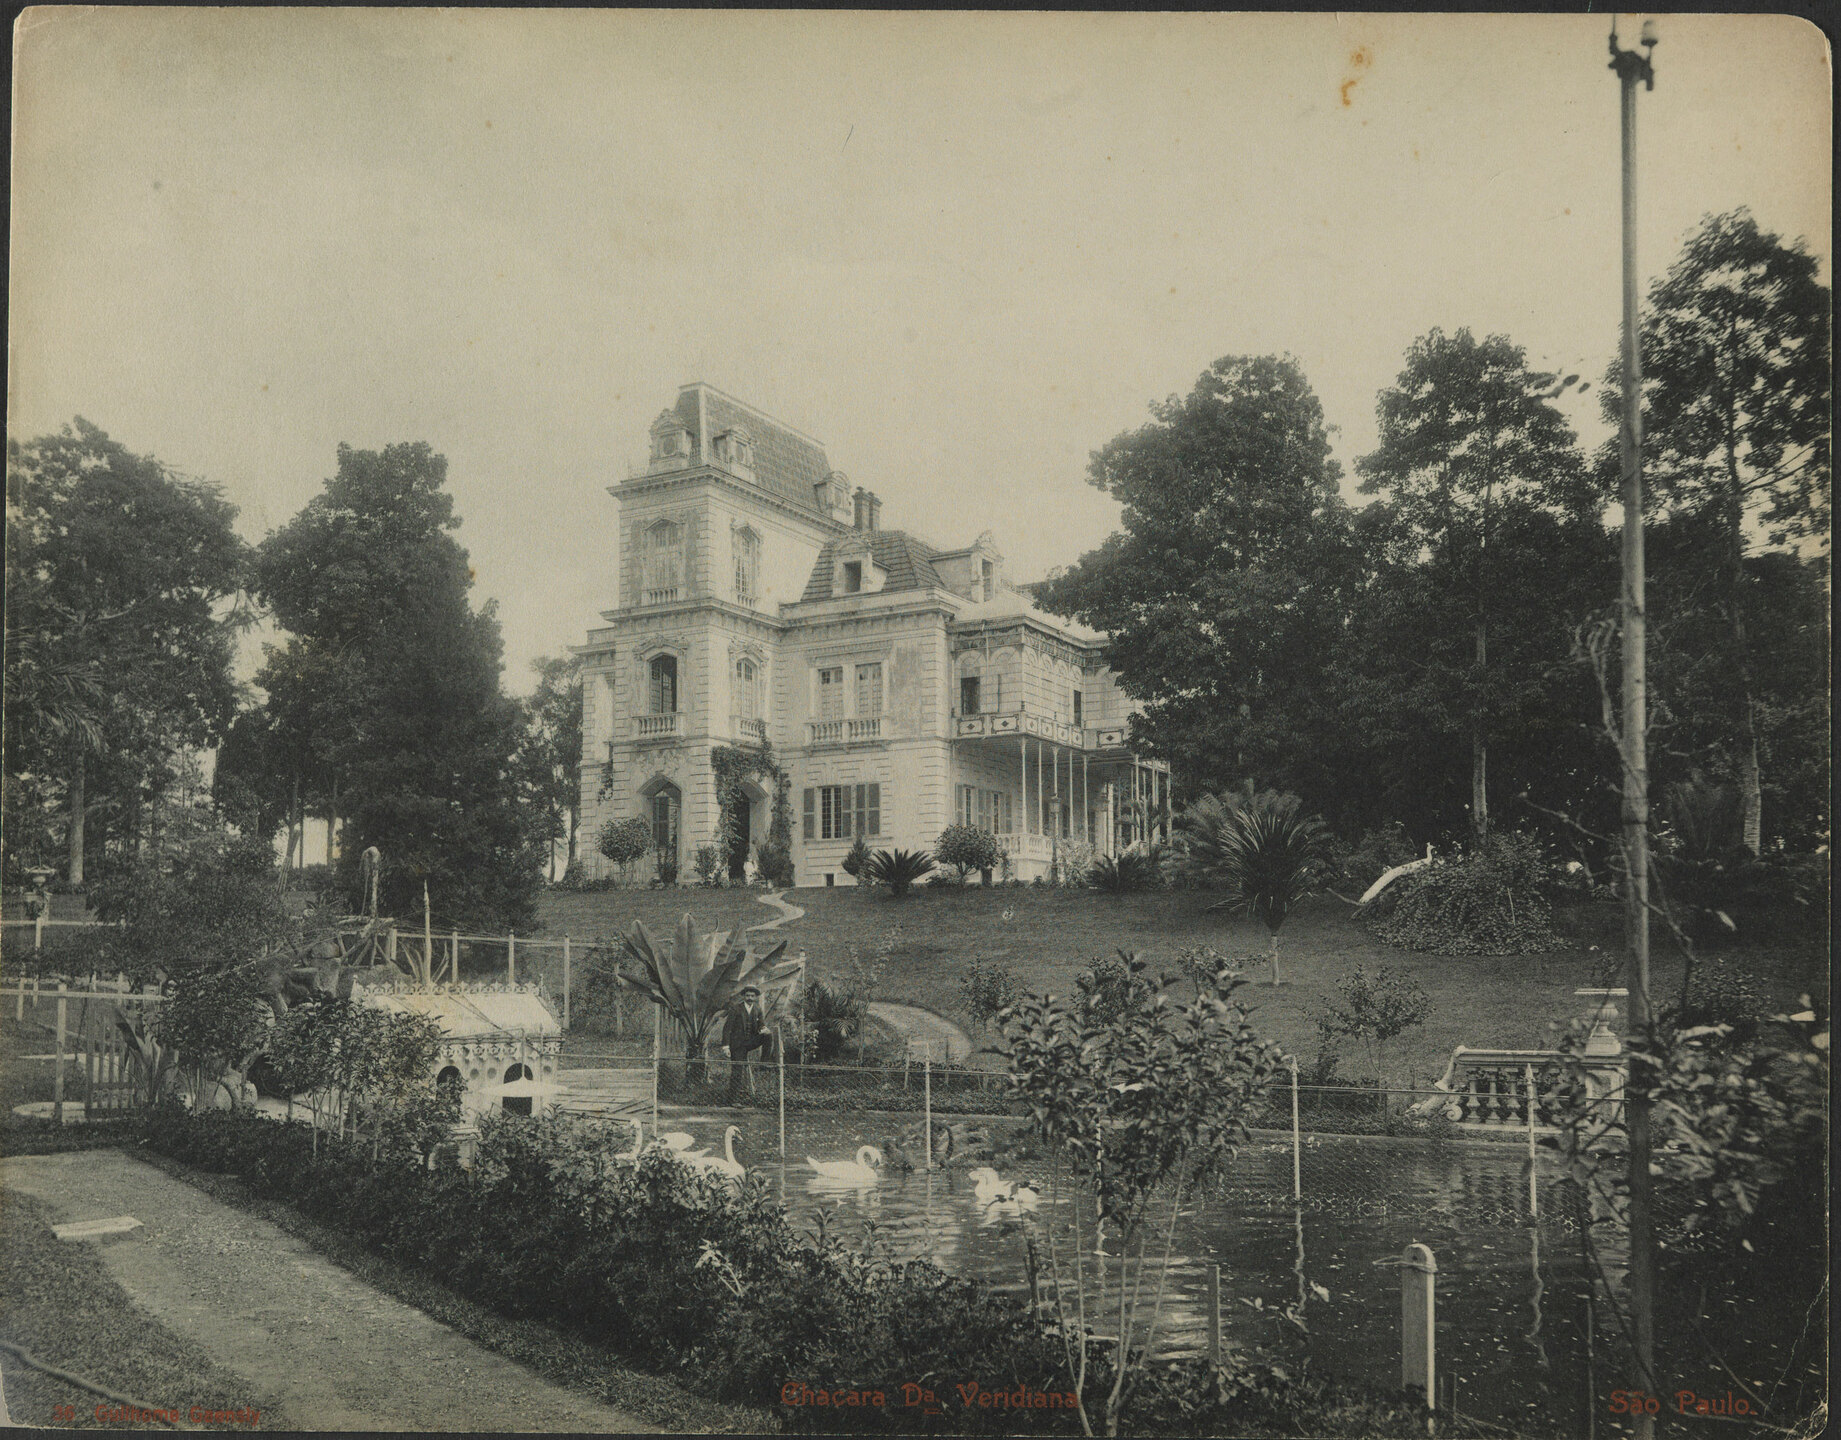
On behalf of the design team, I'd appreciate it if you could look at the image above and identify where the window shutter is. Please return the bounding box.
[854,784,866,837]
[803,788,816,841]
[868,784,881,836]
[991,675,1002,712]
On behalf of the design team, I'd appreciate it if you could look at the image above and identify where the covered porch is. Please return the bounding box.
[951,708,1170,880]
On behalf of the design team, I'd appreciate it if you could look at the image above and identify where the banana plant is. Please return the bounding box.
[615,914,803,1084]
[115,1015,176,1107]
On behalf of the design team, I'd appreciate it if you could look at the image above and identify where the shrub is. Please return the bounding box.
[553,858,615,892]
[866,848,935,897]
[958,955,1020,1034]
[653,847,680,887]
[935,825,1002,884]
[1370,831,1562,955]
[596,817,652,884]
[692,844,724,888]
[1074,950,1158,1027]
[1315,965,1432,1086]
[1664,960,1765,1046]
[1325,822,1420,897]
[1052,839,1095,889]
[756,838,794,888]
[1088,848,1161,894]
[799,979,863,1062]
[841,835,871,880]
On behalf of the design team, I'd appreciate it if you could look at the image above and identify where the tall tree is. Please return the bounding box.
[248,442,544,930]
[520,655,584,880]
[1617,209,1831,853]
[1356,329,1597,843]
[5,420,248,885]
[1037,355,1356,807]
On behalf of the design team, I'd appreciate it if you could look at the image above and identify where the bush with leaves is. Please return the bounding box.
[153,969,274,1111]
[691,843,724,888]
[1315,965,1432,1086]
[1662,960,1764,1046]
[1370,830,1561,955]
[935,824,1002,884]
[996,955,1288,1435]
[866,847,935,897]
[1174,789,1330,984]
[1324,822,1420,897]
[596,816,652,885]
[1088,847,1163,894]
[1075,950,1159,1027]
[841,835,871,884]
[797,979,863,1062]
[958,955,1020,1034]
[1052,839,1096,889]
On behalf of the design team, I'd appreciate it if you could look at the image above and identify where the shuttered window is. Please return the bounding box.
[808,783,881,840]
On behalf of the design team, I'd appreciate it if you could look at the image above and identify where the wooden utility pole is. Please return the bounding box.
[1610,20,1659,1435]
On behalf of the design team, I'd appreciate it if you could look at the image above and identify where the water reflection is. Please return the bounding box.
[665,1105,1622,1433]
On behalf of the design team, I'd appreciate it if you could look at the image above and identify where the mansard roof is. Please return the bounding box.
[670,385,833,519]
[800,529,944,602]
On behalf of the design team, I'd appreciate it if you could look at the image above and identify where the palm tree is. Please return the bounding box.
[615,914,803,1084]
[1176,789,1330,984]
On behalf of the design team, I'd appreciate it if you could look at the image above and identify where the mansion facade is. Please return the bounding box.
[573,384,1169,886]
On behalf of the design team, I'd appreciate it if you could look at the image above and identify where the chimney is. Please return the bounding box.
[866,492,882,531]
[853,487,869,530]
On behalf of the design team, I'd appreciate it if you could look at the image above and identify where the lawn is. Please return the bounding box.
[540,882,1826,1087]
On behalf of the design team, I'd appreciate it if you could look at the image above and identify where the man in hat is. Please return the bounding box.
[722,984,771,1101]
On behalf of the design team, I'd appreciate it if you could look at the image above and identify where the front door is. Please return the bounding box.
[728,796,753,879]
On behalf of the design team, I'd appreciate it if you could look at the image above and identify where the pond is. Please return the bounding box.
[650,1101,1625,1436]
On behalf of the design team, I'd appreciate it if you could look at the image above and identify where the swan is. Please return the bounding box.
[685,1125,745,1178]
[806,1145,884,1184]
[615,1117,645,1161]
[968,1167,1040,1213]
[656,1130,698,1152]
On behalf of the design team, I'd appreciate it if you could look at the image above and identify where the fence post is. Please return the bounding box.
[53,982,68,1125]
[451,931,460,984]
[1525,1063,1539,1220]
[1290,1058,1302,1203]
[562,937,572,1030]
[35,912,46,951]
[777,1023,786,1160]
[507,933,516,986]
[1401,1243,1437,1404]
[651,1003,661,1135]
[924,1050,933,1170]
[1208,1263,1223,1366]
[386,926,397,970]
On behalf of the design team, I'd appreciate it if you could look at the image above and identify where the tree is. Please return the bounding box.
[1036,356,1356,806]
[1355,329,1597,843]
[1621,211,1832,853]
[1174,789,1329,984]
[5,420,248,885]
[521,656,584,880]
[247,442,545,930]
[998,957,1288,1435]
[935,823,1002,884]
[597,816,651,885]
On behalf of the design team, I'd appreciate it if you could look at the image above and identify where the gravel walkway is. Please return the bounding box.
[2,1151,656,1433]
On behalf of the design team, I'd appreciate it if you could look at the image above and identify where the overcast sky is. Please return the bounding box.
[9,9,1830,691]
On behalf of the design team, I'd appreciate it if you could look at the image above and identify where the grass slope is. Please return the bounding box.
[538,885,1823,1087]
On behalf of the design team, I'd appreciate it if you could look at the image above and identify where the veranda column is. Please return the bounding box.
[1019,737,1028,836]
[1082,753,1090,843]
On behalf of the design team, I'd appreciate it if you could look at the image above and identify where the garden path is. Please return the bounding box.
[750,893,975,1062]
[1,1151,657,1433]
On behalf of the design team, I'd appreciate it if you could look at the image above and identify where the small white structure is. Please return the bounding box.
[352,978,564,1122]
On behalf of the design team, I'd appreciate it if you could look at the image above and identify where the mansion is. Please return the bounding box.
[573,384,1170,886]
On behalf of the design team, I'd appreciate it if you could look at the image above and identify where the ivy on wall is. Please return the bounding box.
[711,726,794,884]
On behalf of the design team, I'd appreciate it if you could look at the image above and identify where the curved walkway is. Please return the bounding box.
[1,1151,655,1433]
[748,892,974,1062]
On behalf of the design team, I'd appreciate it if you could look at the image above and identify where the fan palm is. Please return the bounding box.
[615,914,803,1083]
[866,848,936,897]
[1177,790,1330,984]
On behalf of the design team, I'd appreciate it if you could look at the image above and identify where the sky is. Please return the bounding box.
[9,9,1831,693]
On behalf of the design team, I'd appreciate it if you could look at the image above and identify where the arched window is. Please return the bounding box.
[649,784,681,853]
[733,527,760,605]
[649,654,678,715]
[643,520,683,604]
[501,1061,534,1118]
[734,656,761,727]
[436,1065,464,1102]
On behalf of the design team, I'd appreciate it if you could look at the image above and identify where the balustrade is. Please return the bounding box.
[635,713,679,739]
[807,717,881,746]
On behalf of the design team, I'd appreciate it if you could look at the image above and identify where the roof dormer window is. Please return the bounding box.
[842,561,863,594]
[714,425,755,475]
[649,412,692,470]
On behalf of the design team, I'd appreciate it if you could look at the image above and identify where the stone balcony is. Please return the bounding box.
[633,714,679,741]
[807,717,884,748]
[951,707,1143,758]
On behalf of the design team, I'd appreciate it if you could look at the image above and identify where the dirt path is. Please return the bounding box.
[749,890,804,931]
[865,1002,974,1062]
[1,1151,656,1433]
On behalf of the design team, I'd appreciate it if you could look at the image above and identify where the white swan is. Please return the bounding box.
[657,1130,698,1152]
[968,1166,1040,1214]
[806,1145,884,1183]
[686,1125,745,1178]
